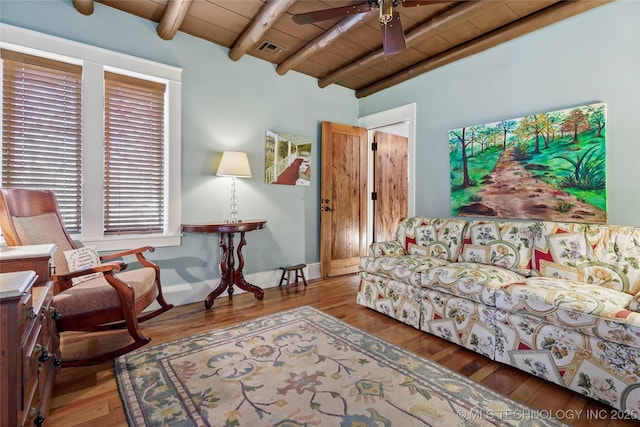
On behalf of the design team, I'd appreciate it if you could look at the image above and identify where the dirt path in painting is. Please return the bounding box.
[459,147,606,222]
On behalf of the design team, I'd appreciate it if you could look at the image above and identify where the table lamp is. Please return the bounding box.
[216,151,252,223]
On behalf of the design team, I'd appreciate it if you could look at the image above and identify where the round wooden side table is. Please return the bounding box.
[182,220,266,309]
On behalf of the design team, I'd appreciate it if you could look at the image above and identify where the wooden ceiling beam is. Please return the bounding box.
[276,10,377,76]
[319,0,489,89]
[72,0,94,15]
[229,0,298,61]
[157,0,194,40]
[355,0,613,98]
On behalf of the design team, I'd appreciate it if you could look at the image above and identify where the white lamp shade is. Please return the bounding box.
[216,151,252,178]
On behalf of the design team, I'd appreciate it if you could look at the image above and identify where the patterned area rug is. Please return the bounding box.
[116,307,565,426]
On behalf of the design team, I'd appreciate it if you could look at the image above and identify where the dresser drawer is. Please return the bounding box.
[19,290,34,338]
[22,320,42,414]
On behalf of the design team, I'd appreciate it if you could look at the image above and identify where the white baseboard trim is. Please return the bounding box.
[149,262,321,309]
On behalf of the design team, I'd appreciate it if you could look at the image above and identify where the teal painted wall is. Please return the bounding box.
[0,0,359,303]
[359,0,640,226]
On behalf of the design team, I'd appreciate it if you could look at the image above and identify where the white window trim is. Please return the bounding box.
[0,23,182,251]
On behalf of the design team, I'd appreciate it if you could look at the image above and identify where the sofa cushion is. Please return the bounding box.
[540,261,634,295]
[359,254,449,287]
[460,221,536,276]
[495,277,640,347]
[421,262,526,306]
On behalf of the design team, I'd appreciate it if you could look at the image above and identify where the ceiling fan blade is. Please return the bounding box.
[401,0,454,7]
[380,10,406,55]
[292,2,372,25]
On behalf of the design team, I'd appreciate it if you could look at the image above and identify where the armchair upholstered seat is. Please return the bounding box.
[52,267,158,331]
[0,188,173,367]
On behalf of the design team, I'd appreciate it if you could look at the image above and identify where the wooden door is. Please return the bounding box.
[320,121,368,278]
[373,131,408,242]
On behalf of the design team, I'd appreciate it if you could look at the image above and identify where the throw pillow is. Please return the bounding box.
[370,240,405,257]
[415,225,438,246]
[460,221,535,275]
[532,222,605,274]
[547,232,596,267]
[468,222,501,245]
[597,226,640,295]
[395,217,429,252]
[433,219,467,262]
[63,246,102,285]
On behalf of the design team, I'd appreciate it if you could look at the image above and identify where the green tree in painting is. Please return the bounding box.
[475,124,490,153]
[562,108,590,143]
[450,127,473,188]
[514,114,549,154]
[531,114,550,154]
[586,104,605,137]
[545,111,564,146]
[467,126,479,157]
[487,126,502,149]
[498,120,517,149]
[476,124,501,151]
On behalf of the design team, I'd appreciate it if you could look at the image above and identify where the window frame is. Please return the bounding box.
[1,23,182,251]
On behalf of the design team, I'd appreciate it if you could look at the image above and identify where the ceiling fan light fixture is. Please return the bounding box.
[379,0,395,24]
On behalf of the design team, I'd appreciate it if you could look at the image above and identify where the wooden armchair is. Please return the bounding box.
[0,188,173,367]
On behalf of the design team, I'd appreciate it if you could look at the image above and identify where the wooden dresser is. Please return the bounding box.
[0,244,60,427]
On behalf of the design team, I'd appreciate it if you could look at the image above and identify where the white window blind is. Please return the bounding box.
[104,71,166,234]
[1,49,83,233]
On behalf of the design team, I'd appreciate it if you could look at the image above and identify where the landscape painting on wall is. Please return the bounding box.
[265,131,312,186]
[449,103,606,223]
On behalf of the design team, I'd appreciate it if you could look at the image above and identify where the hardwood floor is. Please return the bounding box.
[48,274,636,426]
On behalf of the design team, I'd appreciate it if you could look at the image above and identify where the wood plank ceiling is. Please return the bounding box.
[72,0,611,98]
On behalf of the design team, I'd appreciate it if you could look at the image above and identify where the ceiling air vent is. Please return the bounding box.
[257,40,284,56]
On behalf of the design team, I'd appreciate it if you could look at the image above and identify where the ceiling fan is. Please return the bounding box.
[291,0,454,55]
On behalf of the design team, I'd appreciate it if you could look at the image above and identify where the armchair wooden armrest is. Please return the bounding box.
[53,261,127,293]
[100,246,157,268]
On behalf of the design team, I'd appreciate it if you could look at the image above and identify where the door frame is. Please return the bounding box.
[358,103,416,246]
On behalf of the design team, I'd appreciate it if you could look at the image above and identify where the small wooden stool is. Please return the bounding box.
[279,264,308,289]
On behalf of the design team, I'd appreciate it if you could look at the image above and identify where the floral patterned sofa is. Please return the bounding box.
[356,217,640,414]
